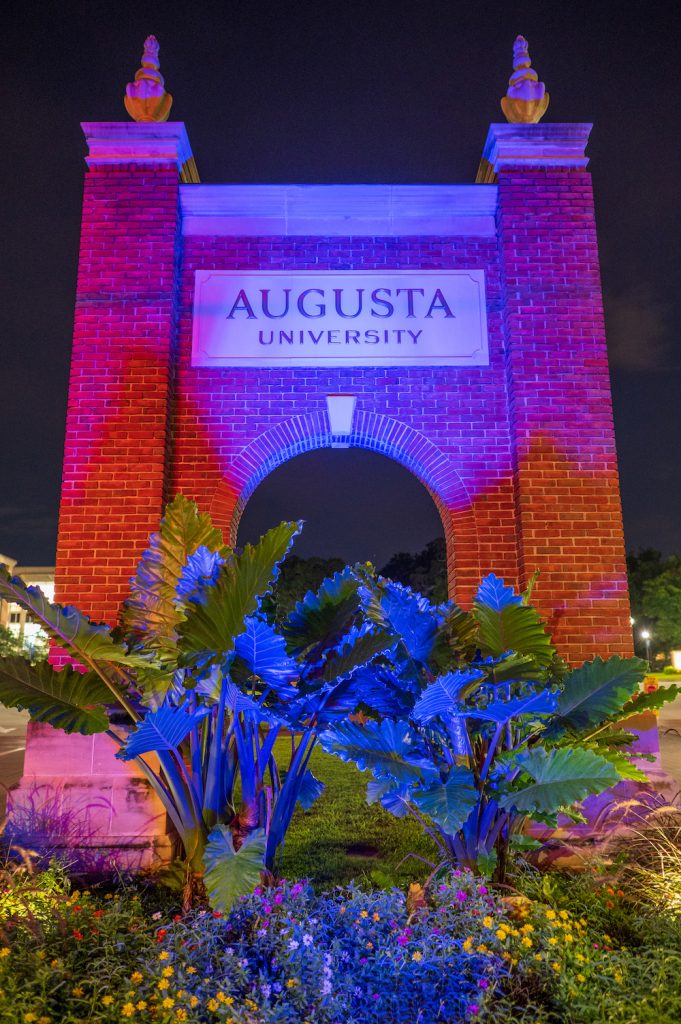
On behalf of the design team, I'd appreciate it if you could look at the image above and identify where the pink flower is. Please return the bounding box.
[478,979,489,989]
[456,891,468,902]
[477,886,488,895]
[291,883,303,897]
[274,892,284,905]
[467,1004,479,1015]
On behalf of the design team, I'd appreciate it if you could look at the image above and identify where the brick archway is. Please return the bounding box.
[208,410,480,602]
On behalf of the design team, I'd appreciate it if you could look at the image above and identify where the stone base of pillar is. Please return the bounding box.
[7,723,174,872]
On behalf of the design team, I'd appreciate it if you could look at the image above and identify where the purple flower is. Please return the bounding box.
[372,993,380,1000]
[274,892,284,905]
[477,885,488,895]
[453,869,462,877]
[263,904,272,915]
[477,978,489,989]
[359,957,368,964]
[291,883,303,897]
[456,890,468,902]
[467,1005,479,1016]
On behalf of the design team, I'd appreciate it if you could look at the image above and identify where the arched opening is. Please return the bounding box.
[237,448,447,602]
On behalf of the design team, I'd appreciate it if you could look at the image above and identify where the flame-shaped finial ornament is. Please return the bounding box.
[124,36,173,123]
[501,35,549,124]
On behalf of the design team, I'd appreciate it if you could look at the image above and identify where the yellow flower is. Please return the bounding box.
[71,987,84,997]
[127,991,136,1000]
[131,971,143,983]
[101,996,114,1006]
[245,1000,258,1011]
[477,944,489,954]
[576,974,586,983]
[482,916,494,929]
[162,966,174,978]
[551,962,561,973]
[510,928,520,938]
[521,924,534,934]
[373,913,381,922]
[564,933,574,943]
[360,910,369,918]
[38,1018,50,1024]
[158,951,170,961]
[412,951,423,962]
[189,997,199,1008]
[186,966,197,975]
[36,951,46,961]
[559,910,569,921]
[495,929,507,941]
[105,893,114,900]
[23,1016,37,1024]
[339,906,346,914]
[548,937,558,946]
[286,979,297,989]
[365,941,373,950]
[546,910,556,921]
[157,978,170,991]
[175,1012,187,1022]
[50,959,60,969]
[161,997,175,1009]
[463,937,474,953]
[207,998,219,1011]
[575,953,585,962]
[137,1002,148,1011]
[614,971,624,984]
[0,949,10,958]
[521,936,533,948]
[121,1005,135,1019]
[534,954,543,961]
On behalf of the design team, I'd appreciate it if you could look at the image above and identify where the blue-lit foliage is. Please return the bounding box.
[320,572,678,880]
[0,497,395,908]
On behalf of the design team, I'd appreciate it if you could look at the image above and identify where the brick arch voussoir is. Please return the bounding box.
[208,411,480,599]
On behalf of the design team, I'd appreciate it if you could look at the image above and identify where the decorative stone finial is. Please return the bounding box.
[124,36,173,123]
[500,35,549,124]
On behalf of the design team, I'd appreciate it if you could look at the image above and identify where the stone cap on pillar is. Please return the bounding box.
[81,122,200,183]
[476,123,592,183]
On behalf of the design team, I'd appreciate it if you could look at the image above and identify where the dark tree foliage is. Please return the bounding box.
[379,537,447,603]
[626,548,681,657]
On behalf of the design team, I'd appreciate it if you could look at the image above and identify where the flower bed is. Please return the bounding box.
[3,866,680,1024]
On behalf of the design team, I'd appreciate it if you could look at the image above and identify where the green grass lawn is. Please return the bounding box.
[275,738,438,887]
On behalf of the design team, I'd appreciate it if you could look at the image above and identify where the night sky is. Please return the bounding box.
[2,1,680,568]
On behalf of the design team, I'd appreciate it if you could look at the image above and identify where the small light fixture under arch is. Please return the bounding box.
[326,394,356,447]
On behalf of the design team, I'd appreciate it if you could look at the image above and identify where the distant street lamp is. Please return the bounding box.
[640,629,652,666]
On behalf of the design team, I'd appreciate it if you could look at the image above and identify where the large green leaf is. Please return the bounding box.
[362,578,439,664]
[178,522,302,668]
[0,566,147,673]
[499,746,621,815]
[282,567,363,663]
[473,574,555,668]
[614,683,681,721]
[117,704,210,759]
[319,719,434,785]
[203,826,266,911]
[412,669,485,723]
[0,657,112,734]
[412,767,479,833]
[316,627,396,686]
[120,495,226,658]
[551,656,648,734]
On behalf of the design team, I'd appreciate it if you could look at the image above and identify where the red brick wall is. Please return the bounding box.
[54,163,181,624]
[496,167,632,660]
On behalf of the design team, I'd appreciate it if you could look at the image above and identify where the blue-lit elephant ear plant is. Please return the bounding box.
[0,496,395,909]
[320,572,679,882]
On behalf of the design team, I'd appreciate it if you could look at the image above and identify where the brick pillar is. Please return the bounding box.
[13,124,197,868]
[481,124,632,665]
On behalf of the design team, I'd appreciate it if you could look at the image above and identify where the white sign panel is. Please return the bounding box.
[191,270,488,368]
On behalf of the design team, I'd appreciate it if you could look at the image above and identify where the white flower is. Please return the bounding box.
[238,958,249,967]
[288,940,299,951]
[151,911,163,921]
[321,979,332,995]
[303,934,313,947]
